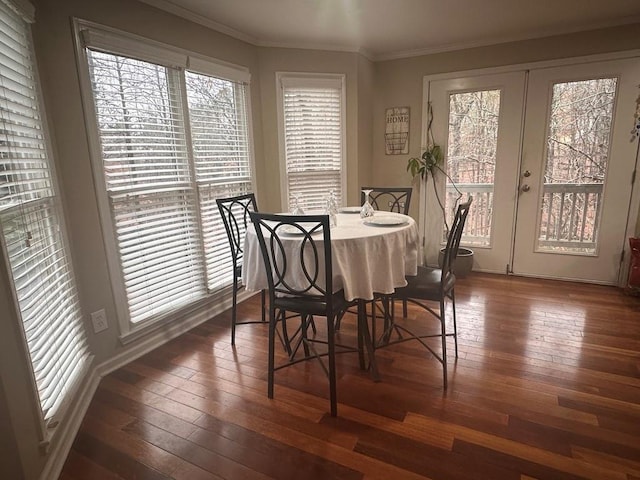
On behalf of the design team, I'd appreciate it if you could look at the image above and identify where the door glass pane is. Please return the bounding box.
[446,89,501,246]
[537,78,617,254]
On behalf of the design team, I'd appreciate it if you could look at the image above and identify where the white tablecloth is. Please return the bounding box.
[242,212,419,301]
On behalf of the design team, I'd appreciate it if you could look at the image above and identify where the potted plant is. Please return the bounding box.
[407,102,474,277]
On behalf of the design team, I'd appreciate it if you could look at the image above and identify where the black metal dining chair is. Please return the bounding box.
[216,193,266,346]
[249,212,360,417]
[383,197,473,388]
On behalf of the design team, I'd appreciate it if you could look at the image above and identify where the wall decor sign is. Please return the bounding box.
[385,106,410,155]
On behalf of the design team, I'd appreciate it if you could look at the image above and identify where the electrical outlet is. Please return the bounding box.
[90,309,108,333]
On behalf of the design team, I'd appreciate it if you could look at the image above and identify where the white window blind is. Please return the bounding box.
[81,26,254,324]
[0,0,90,425]
[280,76,344,211]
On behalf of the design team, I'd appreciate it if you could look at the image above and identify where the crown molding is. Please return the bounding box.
[138,0,258,45]
[256,38,374,60]
[138,0,375,60]
[137,0,640,63]
[372,15,640,61]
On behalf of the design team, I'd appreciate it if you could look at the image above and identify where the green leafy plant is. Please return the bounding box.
[407,143,443,180]
[406,102,461,234]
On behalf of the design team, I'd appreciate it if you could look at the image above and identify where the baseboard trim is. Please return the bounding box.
[39,290,254,480]
[98,290,255,375]
[37,363,101,480]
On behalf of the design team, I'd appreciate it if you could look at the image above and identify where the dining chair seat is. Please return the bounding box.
[401,265,456,298]
[274,290,353,318]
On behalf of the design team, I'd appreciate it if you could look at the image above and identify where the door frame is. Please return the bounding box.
[418,49,640,286]
[424,72,527,274]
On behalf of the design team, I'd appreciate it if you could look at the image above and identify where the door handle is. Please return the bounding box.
[521,184,530,192]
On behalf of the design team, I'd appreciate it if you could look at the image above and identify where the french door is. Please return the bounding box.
[426,57,640,284]
[513,59,640,283]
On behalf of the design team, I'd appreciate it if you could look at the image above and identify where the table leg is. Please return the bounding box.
[358,299,380,382]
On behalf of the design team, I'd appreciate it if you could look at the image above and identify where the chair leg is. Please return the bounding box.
[301,315,311,357]
[381,297,392,345]
[451,289,459,358]
[231,280,238,346]
[385,297,394,338]
[268,307,276,399]
[335,310,345,330]
[327,315,337,417]
[356,301,366,370]
[280,309,292,356]
[440,298,448,389]
[402,299,408,318]
[371,301,377,350]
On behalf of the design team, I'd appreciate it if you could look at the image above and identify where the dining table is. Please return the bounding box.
[242,209,420,379]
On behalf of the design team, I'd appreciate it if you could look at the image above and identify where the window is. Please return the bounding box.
[0,0,90,428]
[77,22,254,328]
[277,73,345,211]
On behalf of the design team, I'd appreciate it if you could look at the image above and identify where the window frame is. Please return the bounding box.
[275,72,346,211]
[73,19,257,338]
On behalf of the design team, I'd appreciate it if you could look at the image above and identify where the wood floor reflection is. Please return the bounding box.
[60,273,640,480]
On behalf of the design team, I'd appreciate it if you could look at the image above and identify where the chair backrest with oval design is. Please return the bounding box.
[216,193,258,272]
[361,187,412,215]
[249,213,332,312]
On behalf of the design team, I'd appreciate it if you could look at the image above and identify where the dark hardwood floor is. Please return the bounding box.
[59,273,640,480]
